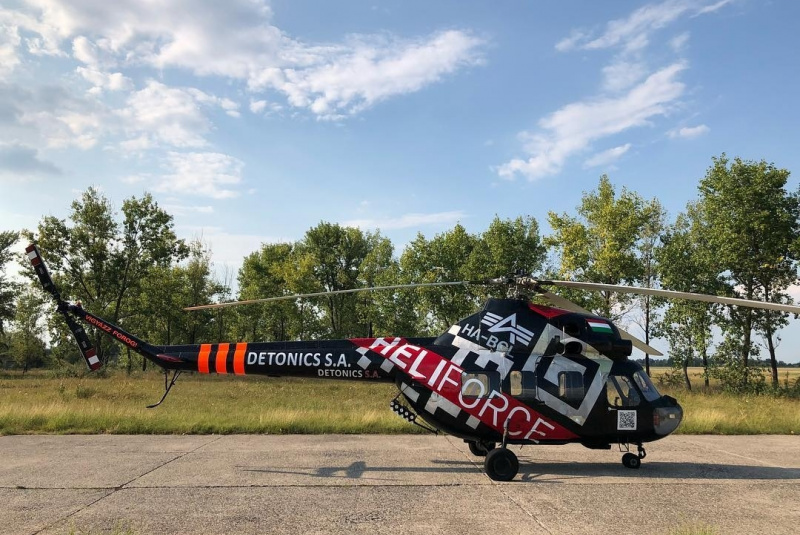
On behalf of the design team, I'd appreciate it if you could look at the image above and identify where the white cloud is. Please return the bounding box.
[343,211,466,231]
[72,36,98,66]
[695,0,734,16]
[669,124,709,138]
[118,81,235,150]
[263,30,485,119]
[249,100,267,113]
[76,66,132,93]
[0,20,22,76]
[156,151,244,199]
[601,61,648,92]
[583,144,632,168]
[6,1,485,120]
[670,32,690,52]
[561,0,730,54]
[161,203,214,216]
[498,63,686,180]
[554,30,587,52]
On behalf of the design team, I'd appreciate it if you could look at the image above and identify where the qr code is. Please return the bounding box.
[617,410,637,431]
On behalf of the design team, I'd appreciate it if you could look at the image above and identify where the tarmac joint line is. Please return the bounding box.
[444,436,554,535]
[29,435,224,535]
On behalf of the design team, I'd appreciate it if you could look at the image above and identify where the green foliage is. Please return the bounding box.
[546,175,649,319]
[0,230,20,337]
[695,155,800,387]
[300,222,371,337]
[25,188,189,366]
[130,239,227,349]
[5,285,48,372]
[400,224,481,332]
[655,207,721,390]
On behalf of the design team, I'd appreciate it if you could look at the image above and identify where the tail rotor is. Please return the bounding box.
[25,244,102,371]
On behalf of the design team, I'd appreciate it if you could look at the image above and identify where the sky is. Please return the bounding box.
[3,0,800,361]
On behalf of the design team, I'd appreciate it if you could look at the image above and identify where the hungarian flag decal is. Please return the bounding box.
[587,319,613,333]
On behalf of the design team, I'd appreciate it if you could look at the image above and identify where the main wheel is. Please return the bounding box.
[622,452,641,469]
[467,440,496,457]
[484,448,519,481]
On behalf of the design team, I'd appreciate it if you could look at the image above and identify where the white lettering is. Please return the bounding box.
[478,391,510,427]
[369,337,401,356]
[524,417,556,441]
[437,363,461,393]
[427,359,446,387]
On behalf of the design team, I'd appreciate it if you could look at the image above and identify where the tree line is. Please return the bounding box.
[1,154,799,394]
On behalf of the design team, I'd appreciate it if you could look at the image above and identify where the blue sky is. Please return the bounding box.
[3,0,800,361]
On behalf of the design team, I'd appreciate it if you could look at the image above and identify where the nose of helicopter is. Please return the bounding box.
[654,396,683,436]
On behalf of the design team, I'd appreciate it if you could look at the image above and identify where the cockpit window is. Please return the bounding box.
[606,375,641,407]
[633,370,661,402]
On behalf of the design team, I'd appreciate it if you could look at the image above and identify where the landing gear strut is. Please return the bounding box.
[621,443,646,469]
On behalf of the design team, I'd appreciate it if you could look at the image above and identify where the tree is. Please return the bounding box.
[0,230,20,339]
[695,155,800,387]
[634,199,666,374]
[128,239,227,368]
[297,223,371,338]
[27,188,188,365]
[6,285,48,373]
[234,242,301,341]
[400,224,481,333]
[356,232,418,337]
[546,175,647,320]
[655,207,722,389]
[466,216,547,280]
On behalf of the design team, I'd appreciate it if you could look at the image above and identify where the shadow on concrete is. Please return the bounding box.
[240,459,481,480]
[518,461,800,481]
[243,459,800,482]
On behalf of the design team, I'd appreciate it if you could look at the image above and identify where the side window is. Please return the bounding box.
[461,372,499,398]
[606,375,641,407]
[558,370,584,401]
[508,370,537,398]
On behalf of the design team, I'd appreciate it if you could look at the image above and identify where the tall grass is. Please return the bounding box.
[1,370,799,435]
[0,371,417,435]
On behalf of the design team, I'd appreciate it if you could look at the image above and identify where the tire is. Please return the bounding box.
[467,441,495,457]
[622,452,641,469]
[484,448,519,481]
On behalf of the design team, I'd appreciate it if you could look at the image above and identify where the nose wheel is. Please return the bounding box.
[621,444,646,469]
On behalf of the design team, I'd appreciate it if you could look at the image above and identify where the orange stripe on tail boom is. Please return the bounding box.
[198,344,212,374]
[215,343,230,374]
[233,343,247,375]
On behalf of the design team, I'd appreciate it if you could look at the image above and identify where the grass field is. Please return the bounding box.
[1,369,799,435]
[649,365,800,388]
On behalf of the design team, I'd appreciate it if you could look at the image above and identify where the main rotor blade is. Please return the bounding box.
[544,280,800,315]
[538,291,663,357]
[184,281,474,311]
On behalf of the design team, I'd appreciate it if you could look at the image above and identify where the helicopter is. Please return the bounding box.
[25,243,800,481]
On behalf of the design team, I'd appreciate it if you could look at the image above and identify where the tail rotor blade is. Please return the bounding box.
[62,312,102,371]
[25,244,59,300]
[26,244,101,371]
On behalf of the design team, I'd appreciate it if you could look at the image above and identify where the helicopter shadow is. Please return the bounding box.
[241,459,483,481]
[517,460,800,482]
[242,459,800,483]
